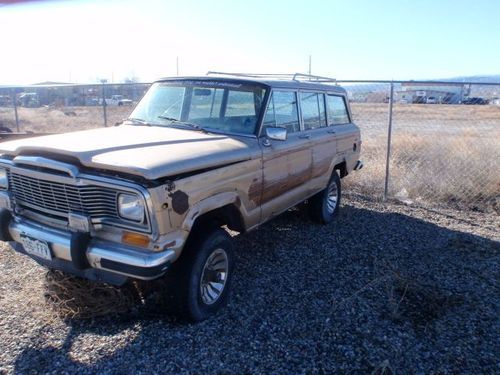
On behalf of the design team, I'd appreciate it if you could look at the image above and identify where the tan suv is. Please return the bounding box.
[0,73,362,321]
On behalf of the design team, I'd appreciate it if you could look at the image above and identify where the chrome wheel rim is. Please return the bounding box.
[326,181,338,214]
[200,248,228,305]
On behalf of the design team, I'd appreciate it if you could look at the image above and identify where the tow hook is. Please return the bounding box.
[354,160,363,171]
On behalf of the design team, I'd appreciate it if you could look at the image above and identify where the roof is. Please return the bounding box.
[155,74,347,94]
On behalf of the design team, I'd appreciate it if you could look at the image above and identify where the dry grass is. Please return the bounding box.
[0,105,132,133]
[43,270,140,319]
[346,103,500,212]
[345,132,500,211]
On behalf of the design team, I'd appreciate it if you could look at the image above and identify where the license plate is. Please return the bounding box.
[20,234,52,261]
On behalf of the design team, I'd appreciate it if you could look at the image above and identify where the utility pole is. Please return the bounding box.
[100,79,108,127]
[308,55,312,77]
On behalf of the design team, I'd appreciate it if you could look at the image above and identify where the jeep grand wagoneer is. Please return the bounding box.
[0,73,362,320]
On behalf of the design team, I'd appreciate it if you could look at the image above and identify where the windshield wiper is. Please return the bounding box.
[123,117,152,126]
[158,116,206,132]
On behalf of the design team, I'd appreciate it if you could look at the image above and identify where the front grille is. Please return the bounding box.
[8,171,120,221]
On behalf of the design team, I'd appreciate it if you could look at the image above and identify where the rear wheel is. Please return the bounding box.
[169,227,234,321]
[308,171,341,224]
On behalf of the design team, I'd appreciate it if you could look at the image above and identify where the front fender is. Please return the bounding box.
[181,191,241,232]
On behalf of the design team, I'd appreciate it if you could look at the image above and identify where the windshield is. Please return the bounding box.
[129,81,267,135]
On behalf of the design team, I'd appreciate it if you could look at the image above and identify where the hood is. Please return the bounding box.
[0,125,257,180]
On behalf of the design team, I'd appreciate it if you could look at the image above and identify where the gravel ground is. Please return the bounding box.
[0,194,499,374]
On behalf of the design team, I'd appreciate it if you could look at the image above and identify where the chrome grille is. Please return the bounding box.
[8,172,120,220]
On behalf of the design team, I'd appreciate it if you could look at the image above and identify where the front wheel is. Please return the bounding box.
[170,227,234,321]
[308,171,341,224]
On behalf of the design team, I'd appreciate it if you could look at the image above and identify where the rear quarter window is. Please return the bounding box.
[326,95,350,125]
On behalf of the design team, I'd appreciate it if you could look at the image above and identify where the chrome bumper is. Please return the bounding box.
[1,211,175,284]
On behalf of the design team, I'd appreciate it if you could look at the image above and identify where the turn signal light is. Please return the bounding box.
[122,231,150,247]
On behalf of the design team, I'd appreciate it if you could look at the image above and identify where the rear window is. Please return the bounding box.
[326,95,350,125]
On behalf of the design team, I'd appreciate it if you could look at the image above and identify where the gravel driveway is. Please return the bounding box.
[0,194,498,374]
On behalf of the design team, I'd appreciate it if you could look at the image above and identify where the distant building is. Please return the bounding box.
[397,82,469,104]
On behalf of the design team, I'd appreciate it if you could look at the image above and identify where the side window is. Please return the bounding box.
[300,92,326,130]
[326,95,350,125]
[263,91,300,133]
[188,87,223,119]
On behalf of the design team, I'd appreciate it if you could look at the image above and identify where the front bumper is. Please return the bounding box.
[0,209,175,285]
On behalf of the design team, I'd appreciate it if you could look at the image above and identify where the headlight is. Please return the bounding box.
[118,193,145,222]
[0,168,8,189]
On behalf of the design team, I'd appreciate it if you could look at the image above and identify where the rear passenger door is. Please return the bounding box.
[259,90,313,219]
[300,91,336,192]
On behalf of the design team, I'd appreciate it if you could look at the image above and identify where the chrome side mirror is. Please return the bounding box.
[265,126,287,141]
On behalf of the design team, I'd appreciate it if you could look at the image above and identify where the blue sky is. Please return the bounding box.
[0,0,499,84]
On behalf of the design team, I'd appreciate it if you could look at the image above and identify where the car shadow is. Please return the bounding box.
[12,202,499,373]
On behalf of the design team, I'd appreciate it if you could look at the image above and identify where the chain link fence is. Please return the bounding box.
[0,80,498,212]
[340,80,500,213]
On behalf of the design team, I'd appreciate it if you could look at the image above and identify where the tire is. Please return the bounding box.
[308,170,341,224]
[169,227,234,321]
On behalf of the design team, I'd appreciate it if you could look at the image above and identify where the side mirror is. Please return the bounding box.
[265,126,287,141]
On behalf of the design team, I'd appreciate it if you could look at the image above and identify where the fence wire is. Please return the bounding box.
[0,80,498,212]
[340,81,500,213]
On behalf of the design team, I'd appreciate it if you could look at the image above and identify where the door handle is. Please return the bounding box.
[298,134,310,139]
[327,130,336,134]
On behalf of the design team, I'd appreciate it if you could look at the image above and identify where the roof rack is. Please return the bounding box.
[206,71,337,83]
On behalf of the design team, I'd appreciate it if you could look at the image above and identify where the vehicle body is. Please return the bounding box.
[17,92,40,108]
[0,95,12,107]
[462,97,489,105]
[426,96,437,104]
[101,94,133,106]
[0,73,362,320]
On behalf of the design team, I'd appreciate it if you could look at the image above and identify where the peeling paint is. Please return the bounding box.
[260,168,311,204]
[170,190,189,215]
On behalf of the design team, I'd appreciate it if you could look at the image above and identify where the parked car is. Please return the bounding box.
[0,73,362,321]
[426,96,437,104]
[101,94,133,106]
[462,97,489,105]
[17,92,40,108]
[490,98,500,106]
[0,95,11,107]
[84,96,100,106]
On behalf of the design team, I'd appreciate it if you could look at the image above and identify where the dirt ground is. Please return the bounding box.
[0,194,498,373]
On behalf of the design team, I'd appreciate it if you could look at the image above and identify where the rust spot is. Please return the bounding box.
[260,168,311,205]
[248,180,263,206]
[165,180,176,192]
[169,190,189,215]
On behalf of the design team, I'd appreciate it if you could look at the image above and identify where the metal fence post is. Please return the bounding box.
[383,82,394,201]
[11,89,20,132]
[101,80,107,127]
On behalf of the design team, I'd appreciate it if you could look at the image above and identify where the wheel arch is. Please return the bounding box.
[181,192,247,236]
[334,160,348,178]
